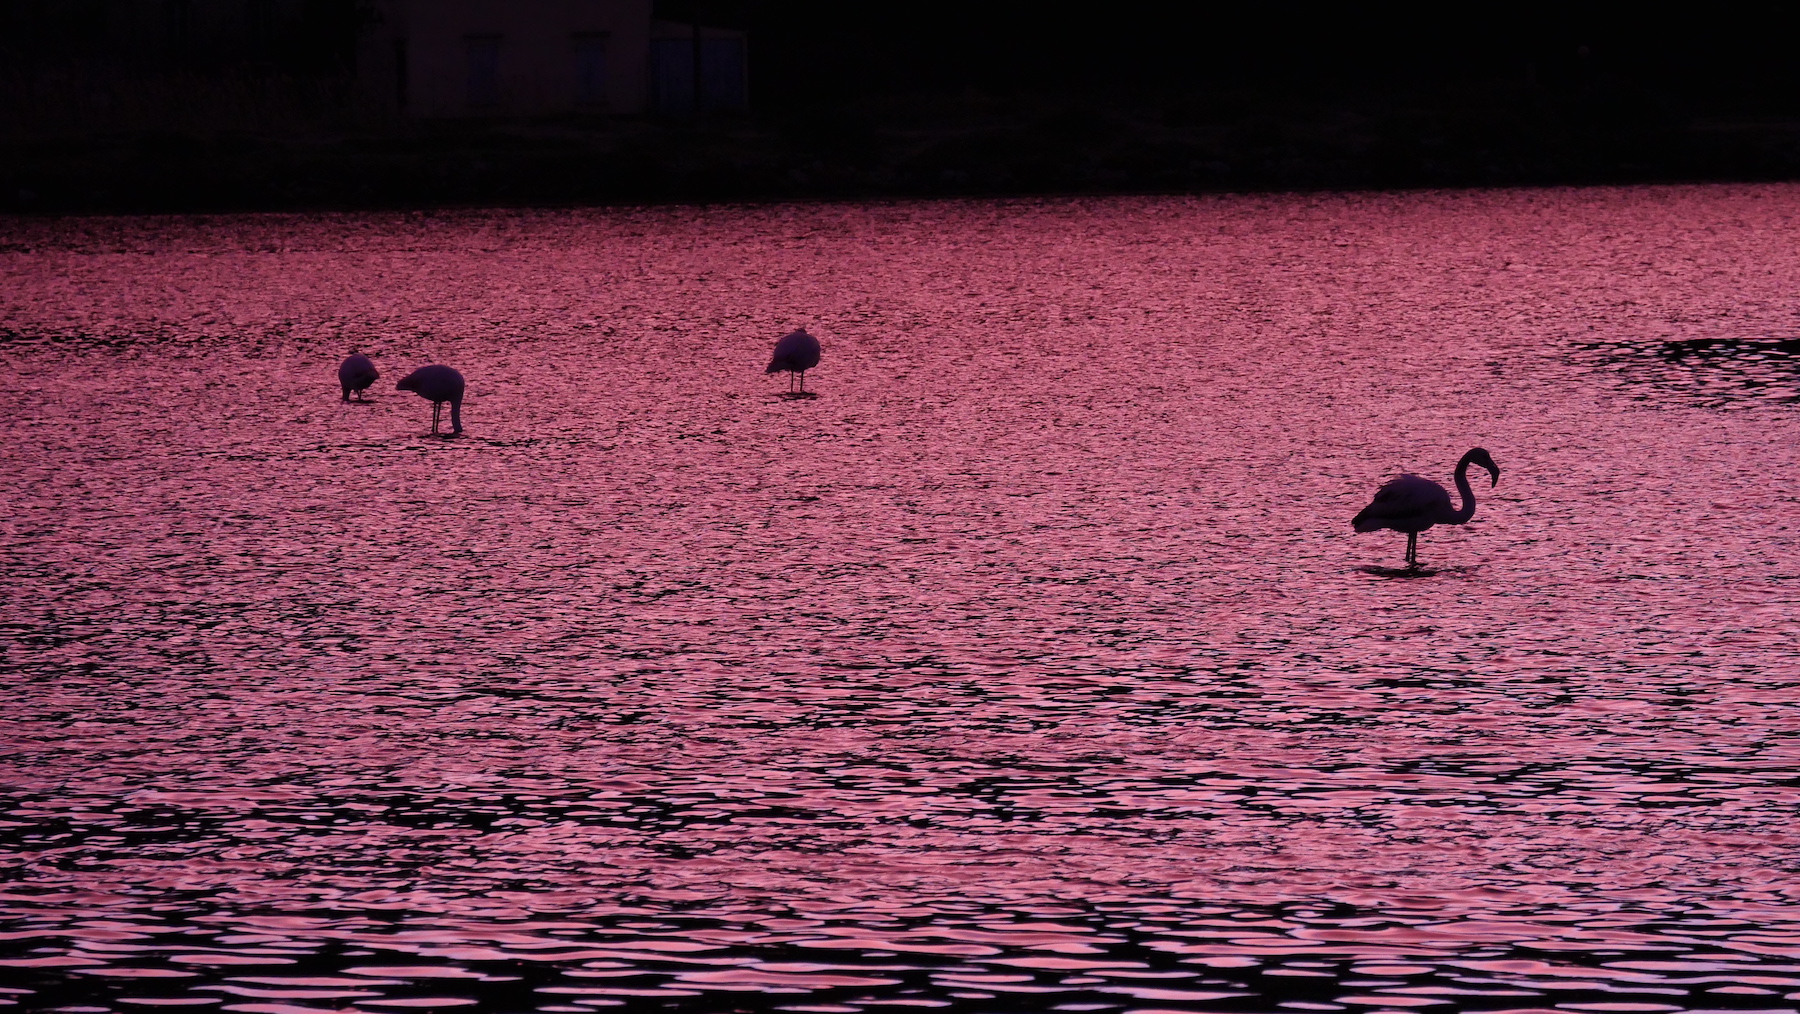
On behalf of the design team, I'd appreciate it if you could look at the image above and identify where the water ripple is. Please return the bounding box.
[4,187,1800,1011]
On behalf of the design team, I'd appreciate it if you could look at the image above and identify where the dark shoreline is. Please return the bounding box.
[9,91,1800,216]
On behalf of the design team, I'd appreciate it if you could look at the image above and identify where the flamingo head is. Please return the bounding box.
[1465,447,1500,487]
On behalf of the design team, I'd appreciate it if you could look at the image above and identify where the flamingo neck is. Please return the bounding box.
[1448,458,1478,525]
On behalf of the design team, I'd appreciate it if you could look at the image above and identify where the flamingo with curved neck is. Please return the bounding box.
[1353,447,1500,568]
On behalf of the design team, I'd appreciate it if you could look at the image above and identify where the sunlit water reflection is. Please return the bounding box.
[4,186,1800,1013]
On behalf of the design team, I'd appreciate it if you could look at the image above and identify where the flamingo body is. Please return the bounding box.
[396,364,465,435]
[766,328,822,393]
[1353,447,1500,567]
[338,353,379,402]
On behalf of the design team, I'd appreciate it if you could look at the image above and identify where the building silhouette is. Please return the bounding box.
[361,0,746,117]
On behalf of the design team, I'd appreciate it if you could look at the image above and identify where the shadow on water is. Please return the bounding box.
[1356,563,1481,579]
[775,390,821,400]
[1358,564,1437,578]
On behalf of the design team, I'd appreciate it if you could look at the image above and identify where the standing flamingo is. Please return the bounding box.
[338,352,379,402]
[1353,448,1500,568]
[766,328,822,394]
[395,365,465,436]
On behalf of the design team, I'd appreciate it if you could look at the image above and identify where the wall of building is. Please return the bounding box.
[364,0,653,117]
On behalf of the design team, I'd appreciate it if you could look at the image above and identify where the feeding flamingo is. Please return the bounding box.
[338,353,379,402]
[395,365,465,436]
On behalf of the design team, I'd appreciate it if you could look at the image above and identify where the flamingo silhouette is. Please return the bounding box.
[766,328,822,394]
[395,365,465,436]
[338,353,379,402]
[1353,448,1500,568]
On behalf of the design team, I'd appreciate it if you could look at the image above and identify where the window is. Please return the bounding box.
[249,0,274,54]
[574,33,608,107]
[164,0,191,52]
[650,38,693,115]
[465,35,501,110]
[651,34,747,115]
[701,38,747,110]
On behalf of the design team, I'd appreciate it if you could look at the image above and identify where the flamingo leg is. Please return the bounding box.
[798,370,805,394]
[1406,533,1418,568]
[431,402,441,434]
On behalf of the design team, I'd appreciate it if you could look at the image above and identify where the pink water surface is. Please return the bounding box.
[4,187,1800,1012]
